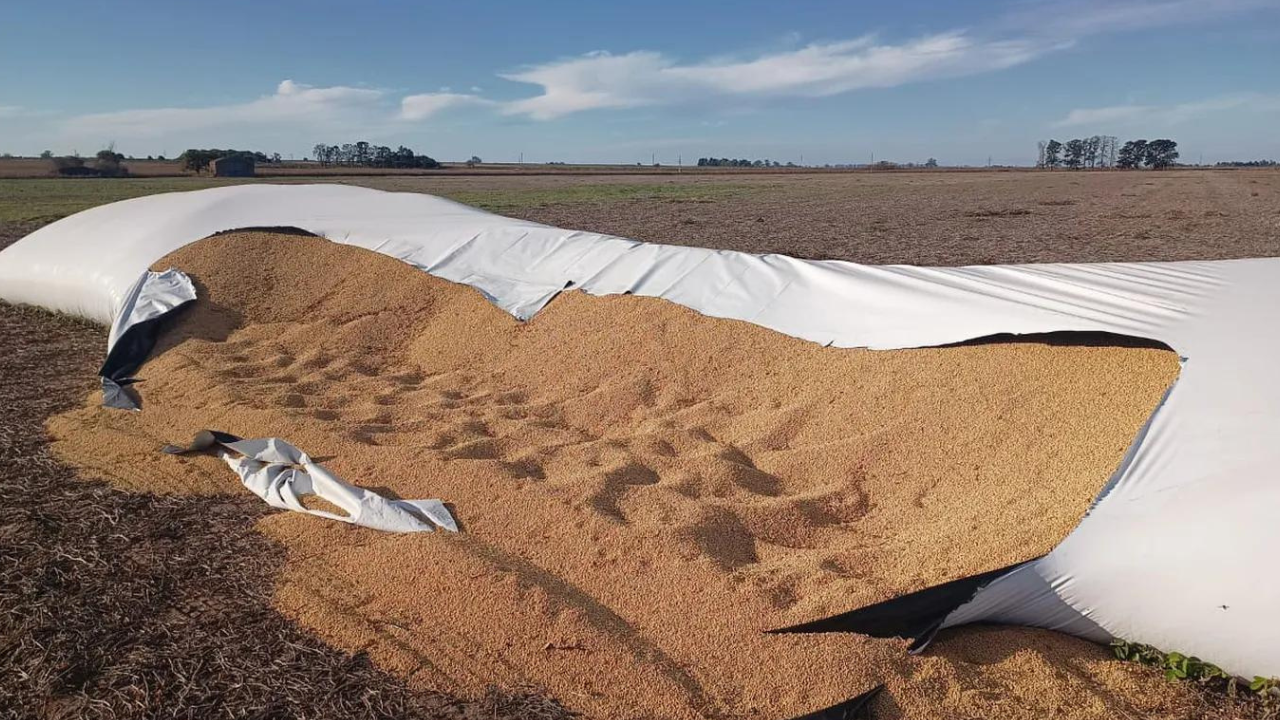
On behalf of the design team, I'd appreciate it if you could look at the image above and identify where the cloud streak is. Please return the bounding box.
[1052,93,1280,128]
[59,80,387,140]
[1002,0,1279,37]
[399,92,494,120]
[500,33,1055,119]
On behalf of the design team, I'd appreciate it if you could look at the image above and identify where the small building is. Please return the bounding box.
[211,155,255,177]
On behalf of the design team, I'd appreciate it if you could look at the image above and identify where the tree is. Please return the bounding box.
[1044,139,1063,169]
[1084,136,1102,169]
[692,157,773,167]
[466,155,482,168]
[51,154,85,174]
[94,146,127,177]
[925,157,938,168]
[39,150,53,159]
[310,140,439,169]
[1117,139,1147,169]
[1144,139,1179,169]
[1063,138,1087,169]
[178,149,218,173]
[1216,159,1279,167]
[1101,135,1119,167]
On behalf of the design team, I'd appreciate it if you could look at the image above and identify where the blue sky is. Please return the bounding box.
[1,0,1277,165]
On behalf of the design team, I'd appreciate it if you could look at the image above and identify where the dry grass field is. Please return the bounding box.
[2,168,1278,720]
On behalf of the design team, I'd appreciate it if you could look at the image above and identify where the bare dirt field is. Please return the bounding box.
[416,168,1280,265]
[4,168,1277,266]
[2,169,1278,719]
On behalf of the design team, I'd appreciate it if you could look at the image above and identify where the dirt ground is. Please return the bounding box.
[496,169,1280,265]
[2,170,1278,719]
[117,166,1273,267]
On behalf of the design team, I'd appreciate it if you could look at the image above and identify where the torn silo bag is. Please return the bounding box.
[162,430,458,533]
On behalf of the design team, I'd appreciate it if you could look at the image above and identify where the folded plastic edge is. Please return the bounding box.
[768,559,1037,653]
[99,269,197,410]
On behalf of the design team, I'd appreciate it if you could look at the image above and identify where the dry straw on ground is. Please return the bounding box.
[46,230,1238,719]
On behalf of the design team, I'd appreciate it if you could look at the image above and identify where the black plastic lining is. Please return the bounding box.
[768,559,1034,653]
[789,684,884,720]
[941,330,1172,352]
[98,299,195,410]
[161,430,244,455]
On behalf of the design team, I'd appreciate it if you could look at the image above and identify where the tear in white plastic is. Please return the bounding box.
[164,431,457,533]
[108,268,197,351]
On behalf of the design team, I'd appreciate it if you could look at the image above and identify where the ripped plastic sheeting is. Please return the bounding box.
[99,269,197,410]
[163,430,458,533]
[107,268,197,350]
[1,184,1277,678]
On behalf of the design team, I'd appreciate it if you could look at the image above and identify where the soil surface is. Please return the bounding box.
[500,169,1280,265]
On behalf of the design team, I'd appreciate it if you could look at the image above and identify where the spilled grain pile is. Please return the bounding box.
[50,231,1198,719]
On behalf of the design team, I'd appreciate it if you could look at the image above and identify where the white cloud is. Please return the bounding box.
[1004,0,1278,36]
[60,80,386,140]
[1052,93,1280,128]
[1052,105,1154,127]
[399,92,494,120]
[500,33,1055,119]
[0,105,25,118]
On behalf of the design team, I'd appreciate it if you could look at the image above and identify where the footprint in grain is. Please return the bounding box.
[441,438,502,461]
[500,457,546,480]
[681,505,760,569]
[588,460,661,522]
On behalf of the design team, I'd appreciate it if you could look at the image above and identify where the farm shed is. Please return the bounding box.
[1,183,1277,697]
[211,154,255,177]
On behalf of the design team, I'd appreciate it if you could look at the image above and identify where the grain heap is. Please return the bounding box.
[51,231,1196,719]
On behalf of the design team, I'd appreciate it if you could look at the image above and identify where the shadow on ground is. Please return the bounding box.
[0,300,570,719]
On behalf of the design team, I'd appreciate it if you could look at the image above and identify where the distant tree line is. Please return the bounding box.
[696,157,796,168]
[1036,136,1118,169]
[177,149,282,174]
[1215,159,1277,167]
[867,158,940,169]
[1036,137,1178,170]
[311,142,439,169]
[47,145,128,177]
